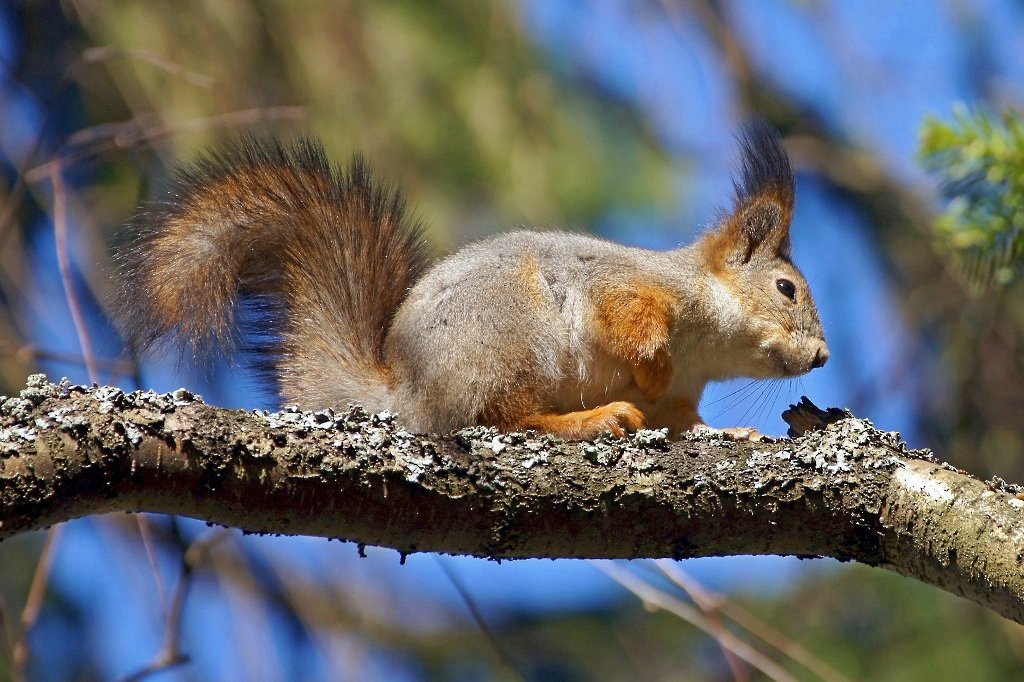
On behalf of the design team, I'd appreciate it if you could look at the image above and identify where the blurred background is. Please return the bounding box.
[1,0,1024,679]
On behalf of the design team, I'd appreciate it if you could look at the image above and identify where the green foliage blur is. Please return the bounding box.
[920,106,1024,285]
[73,1,672,246]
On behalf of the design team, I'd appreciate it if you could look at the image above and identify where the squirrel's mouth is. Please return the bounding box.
[779,361,805,377]
[777,345,829,377]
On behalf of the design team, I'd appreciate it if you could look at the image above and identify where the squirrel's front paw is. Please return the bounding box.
[516,401,645,440]
[591,401,646,438]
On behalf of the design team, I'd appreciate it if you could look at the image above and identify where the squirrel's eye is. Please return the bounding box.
[776,278,796,301]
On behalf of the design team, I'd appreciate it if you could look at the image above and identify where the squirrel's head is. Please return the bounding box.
[696,120,828,379]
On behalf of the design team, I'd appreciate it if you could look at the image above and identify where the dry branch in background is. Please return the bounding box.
[1,375,1023,625]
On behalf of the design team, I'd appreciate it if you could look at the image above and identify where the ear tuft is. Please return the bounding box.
[731,118,795,258]
[734,118,794,209]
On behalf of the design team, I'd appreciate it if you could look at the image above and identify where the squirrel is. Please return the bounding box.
[113,120,828,441]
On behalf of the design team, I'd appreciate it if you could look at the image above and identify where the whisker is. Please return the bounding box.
[738,379,775,426]
[709,381,764,420]
[705,380,760,406]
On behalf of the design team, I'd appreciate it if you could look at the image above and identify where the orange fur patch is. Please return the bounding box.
[702,192,794,272]
[594,283,677,399]
[700,215,741,273]
[515,401,645,439]
[633,346,673,402]
[595,284,676,362]
[519,253,547,305]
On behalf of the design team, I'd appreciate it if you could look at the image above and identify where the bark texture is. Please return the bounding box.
[2,375,1023,623]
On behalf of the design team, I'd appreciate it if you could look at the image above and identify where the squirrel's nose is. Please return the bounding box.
[811,345,829,369]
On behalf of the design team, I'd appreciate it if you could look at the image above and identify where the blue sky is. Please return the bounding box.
[5,0,1024,678]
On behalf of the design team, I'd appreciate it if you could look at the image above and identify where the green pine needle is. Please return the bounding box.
[918,105,1024,286]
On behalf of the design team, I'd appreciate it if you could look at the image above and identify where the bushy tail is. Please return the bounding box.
[113,137,428,409]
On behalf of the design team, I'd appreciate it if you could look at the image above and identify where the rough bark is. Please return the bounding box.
[2,375,1023,623]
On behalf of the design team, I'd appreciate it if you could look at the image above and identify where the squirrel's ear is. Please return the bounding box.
[728,119,795,262]
[733,194,792,261]
[706,199,791,267]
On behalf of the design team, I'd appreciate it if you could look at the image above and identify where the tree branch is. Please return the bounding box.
[2,376,1023,624]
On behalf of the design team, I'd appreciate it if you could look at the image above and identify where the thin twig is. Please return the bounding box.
[0,582,16,668]
[120,525,231,682]
[0,43,216,248]
[262,547,455,672]
[80,46,217,89]
[594,561,798,682]
[653,562,749,682]
[208,537,285,682]
[0,66,61,251]
[11,525,64,682]
[0,340,136,376]
[436,557,524,681]
[50,162,99,385]
[135,515,168,615]
[656,561,849,682]
[27,106,307,184]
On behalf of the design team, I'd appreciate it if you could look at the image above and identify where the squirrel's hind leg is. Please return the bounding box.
[509,402,645,440]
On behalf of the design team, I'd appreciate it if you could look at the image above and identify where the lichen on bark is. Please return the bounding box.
[1,375,1023,624]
